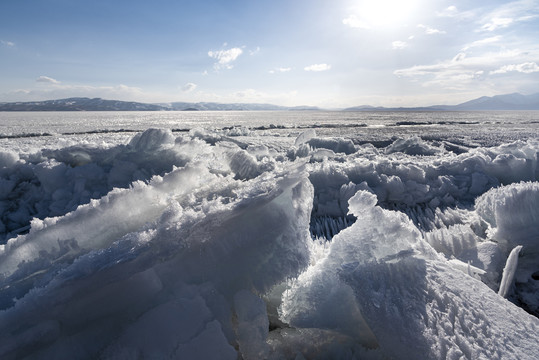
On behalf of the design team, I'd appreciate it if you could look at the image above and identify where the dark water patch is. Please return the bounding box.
[354,139,397,148]
[251,123,368,131]
[392,121,433,126]
[437,121,481,125]
[252,124,288,130]
[306,123,368,129]
[62,128,137,135]
[0,132,53,139]
[389,121,481,127]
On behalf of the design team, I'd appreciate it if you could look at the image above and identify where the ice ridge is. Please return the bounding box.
[0,128,538,359]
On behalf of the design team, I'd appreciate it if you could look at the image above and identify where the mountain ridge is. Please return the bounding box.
[343,92,539,111]
[1,92,539,111]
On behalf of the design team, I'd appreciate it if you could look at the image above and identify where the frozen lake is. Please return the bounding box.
[1,110,538,152]
[0,111,538,359]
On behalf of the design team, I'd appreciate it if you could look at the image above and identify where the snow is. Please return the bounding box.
[0,111,538,359]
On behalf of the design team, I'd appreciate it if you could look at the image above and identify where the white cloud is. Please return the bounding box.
[208,47,243,70]
[304,64,331,72]
[437,5,459,17]
[392,41,408,50]
[249,47,260,56]
[2,83,157,103]
[182,83,197,92]
[184,88,299,106]
[461,36,501,51]
[417,24,446,35]
[436,5,476,21]
[269,67,291,74]
[233,88,265,99]
[481,17,514,31]
[1,40,15,47]
[36,76,60,84]
[232,89,298,105]
[479,0,539,31]
[394,49,529,89]
[342,14,370,29]
[452,53,466,62]
[490,62,539,74]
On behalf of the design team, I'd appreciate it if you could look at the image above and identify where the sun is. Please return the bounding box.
[350,0,421,29]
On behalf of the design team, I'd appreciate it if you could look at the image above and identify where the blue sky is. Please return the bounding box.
[1,0,538,107]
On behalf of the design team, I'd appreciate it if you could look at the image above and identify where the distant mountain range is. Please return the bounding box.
[0,98,165,111]
[444,92,539,111]
[1,93,539,111]
[343,92,539,111]
[0,97,321,112]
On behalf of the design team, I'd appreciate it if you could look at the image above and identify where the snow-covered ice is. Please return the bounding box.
[0,111,538,359]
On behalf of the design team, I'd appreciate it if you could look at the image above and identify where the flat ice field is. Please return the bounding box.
[0,111,538,359]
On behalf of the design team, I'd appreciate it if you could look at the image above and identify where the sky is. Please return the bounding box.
[1,0,538,108]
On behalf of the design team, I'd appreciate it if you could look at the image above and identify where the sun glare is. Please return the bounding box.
[353,0,421,29]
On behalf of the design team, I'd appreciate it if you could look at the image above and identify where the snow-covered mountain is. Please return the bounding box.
[1,92,539,111]
[450,92,539,110]
[0,98,313,111]
[0,97,166,111]
[344,92,539,111]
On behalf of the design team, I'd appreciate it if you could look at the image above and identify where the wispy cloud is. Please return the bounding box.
[481,17,514,31]
[182,83,197,92]
[461,36,501,51]
[479,0,539,31]
[249,47,261,56]
[436,5,476,20]
[394,49,528,89]
[392,41,408,50]
[208,47,243,70]
[437,5,459,17]
[342,14,370,29]
[417,24,446,35]
[230,89,298,105]
[1,83,157,103]
[36,76,60,84]
[185,88,299,106]
[490,62,539,74]
[304,64,331,72]
[1,40,15,47]
[269,67,291,74]
[232,88,266,99]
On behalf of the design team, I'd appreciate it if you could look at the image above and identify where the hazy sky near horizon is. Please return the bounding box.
[1,0,538,107]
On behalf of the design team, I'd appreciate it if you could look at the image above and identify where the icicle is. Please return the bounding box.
[498,245,523,298]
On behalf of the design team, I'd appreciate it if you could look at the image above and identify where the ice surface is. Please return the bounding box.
[280,190,539,359]
[306,137,356,155]
[499,245,523,298]
[474,181,539,315]
[385,136,442,155]
[0,154,314,358]
[0,118,538,359]
[0,129,215,242]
